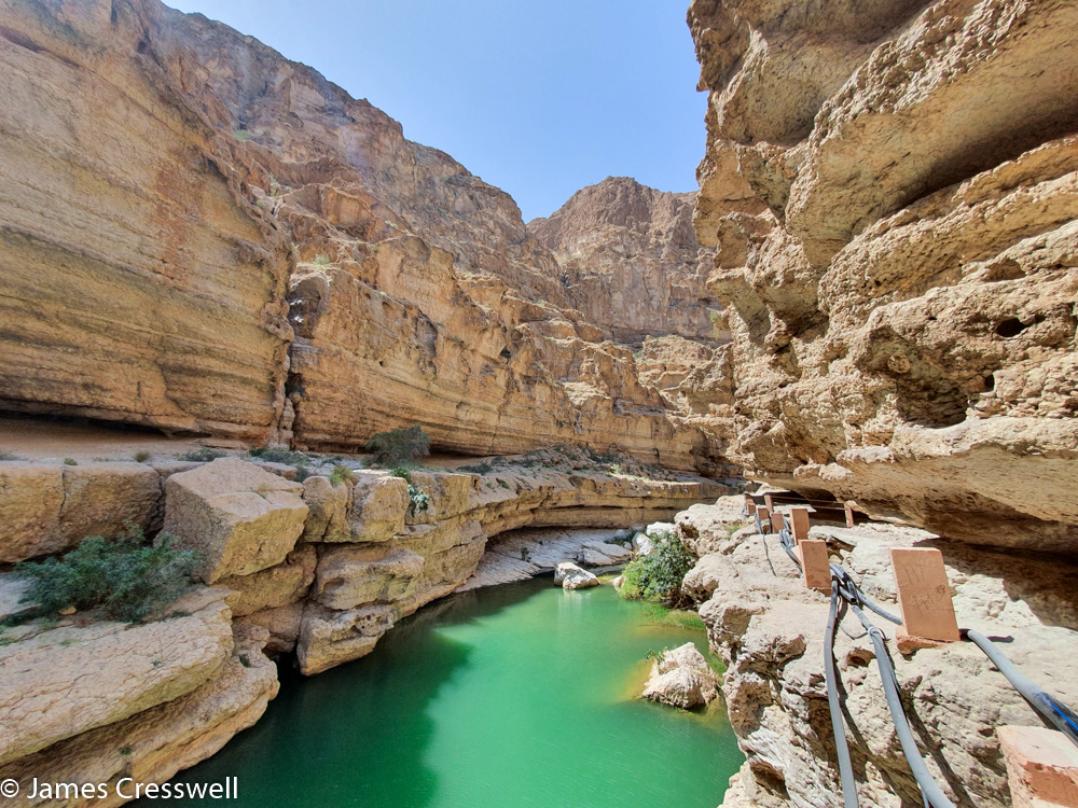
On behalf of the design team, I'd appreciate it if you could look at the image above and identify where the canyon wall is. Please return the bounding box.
[0,0,735,473]
[688,0,1078,549]
[530,177,723,345]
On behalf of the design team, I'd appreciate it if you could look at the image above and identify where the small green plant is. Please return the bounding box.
[178,447,225,462]
[618,530,694,604]
[233,128,253,141]
[312,254,331,265]
[387,467,429,516]
[365,425,431,467]
[119,746,133,757]
[0,451,19,461]
[63,457,77,466]
[17,532,199,623]
[407,484,430,517]
[133,451,150,463]
[497,479,510,490]
[294,464,311,482]
[329,464,357,487]
[645,649,665,663]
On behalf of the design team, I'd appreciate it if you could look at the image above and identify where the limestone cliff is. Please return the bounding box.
[0,0,733,473]
[530,177,723,344]
[688,0,1078,549]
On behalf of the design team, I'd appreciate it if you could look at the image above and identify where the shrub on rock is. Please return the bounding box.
[365,425,431,467]
[16,532,199,622]
[619,530,693,603]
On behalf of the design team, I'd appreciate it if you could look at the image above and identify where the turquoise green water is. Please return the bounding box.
[161,578,743,808]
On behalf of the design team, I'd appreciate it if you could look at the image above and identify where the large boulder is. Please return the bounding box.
[348,473,409,542]
[555,561,599,590]
[163,458,308,583]
[0,462,160,563]
[0,588,232,766]
[641,642,719,710]
[300,475,351,542]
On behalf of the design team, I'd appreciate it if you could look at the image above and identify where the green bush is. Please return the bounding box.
[458,460,493,474]
[17,533,199,622]
[249,447,308,465]
[618,531,693,604]
[178,447,225,462]
[133,451,150,463]
[365,425,430,467]
[329,464,357,487]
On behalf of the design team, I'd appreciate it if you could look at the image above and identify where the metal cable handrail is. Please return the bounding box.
[744,505,1077,807]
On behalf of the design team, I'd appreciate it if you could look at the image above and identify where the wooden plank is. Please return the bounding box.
[891,547,959,643]
[998,725,1078,808]
[790,506,811,542]
[798,540,830,592]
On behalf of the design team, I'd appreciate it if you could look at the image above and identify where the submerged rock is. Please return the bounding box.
[641,643,719,710]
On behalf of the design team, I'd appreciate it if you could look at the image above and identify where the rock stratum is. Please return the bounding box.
[0,0,733,474]
[688,0,1078,550]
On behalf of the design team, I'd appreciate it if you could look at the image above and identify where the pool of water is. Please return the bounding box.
[161,578,743,808]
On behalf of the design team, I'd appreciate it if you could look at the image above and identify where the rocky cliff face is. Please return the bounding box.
[530,177,723,344]
[0,0,734,473]
[688,0,1078,549]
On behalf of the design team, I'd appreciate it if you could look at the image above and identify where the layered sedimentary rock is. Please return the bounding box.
[0,1,292,441]
[0,588,233,766]
[678,499,1078,807]
[688,0,1078,548]
[0,0,733,473]
[0,447,726,800]
[530,177,723,344]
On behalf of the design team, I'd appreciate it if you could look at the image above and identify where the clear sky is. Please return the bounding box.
[163,0,706,221]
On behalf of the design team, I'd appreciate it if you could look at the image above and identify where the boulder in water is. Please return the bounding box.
[642,642,719,710]
[554,561,599,590]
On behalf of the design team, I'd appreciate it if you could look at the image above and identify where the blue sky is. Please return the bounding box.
[163,0,706,221]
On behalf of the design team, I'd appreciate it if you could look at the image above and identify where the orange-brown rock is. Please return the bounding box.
[0,0,734,474]
[530,177,723,344]
[688,0,1078,549]
[0,1,292,442]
